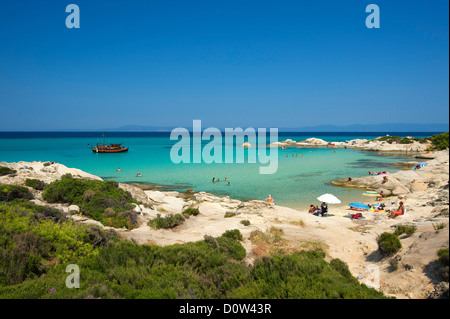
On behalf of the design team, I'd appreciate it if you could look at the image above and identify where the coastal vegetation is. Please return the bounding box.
[148,213,185,229]
[377,136,415,144]
[0,188,387,299]
[433,222,447,231]
[377,232,402,257]
[240,220,251,226]
[0,185,33,202]
[0,167,16,176]
[393,224,417,237]
[25,179,46,191]
[222,229,243,241]
[374,132,449,150]
[0,205,385,298]
[429,132,449,150]
[437,249,449,282]
[42,174,139,229]
[182,207,200,216]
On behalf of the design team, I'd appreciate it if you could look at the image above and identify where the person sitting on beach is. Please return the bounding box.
[389,201,405,219]
[309,205,316,214]
[347,177,352,182]
[382,176,388,184]
[265,195,274,206]
[376,191,384,201]
[320,202,328,216]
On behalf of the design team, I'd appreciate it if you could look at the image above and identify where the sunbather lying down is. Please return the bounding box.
[389,201,405,219]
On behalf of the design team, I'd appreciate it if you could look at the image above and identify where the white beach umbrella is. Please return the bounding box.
[317,194,341,204]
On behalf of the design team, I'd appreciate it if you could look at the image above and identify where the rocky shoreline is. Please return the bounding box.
[1,147,449,299]
[269,136,435,153]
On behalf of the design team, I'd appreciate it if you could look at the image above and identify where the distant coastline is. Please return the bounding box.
[0,131,445,138]
[0,122,448,134]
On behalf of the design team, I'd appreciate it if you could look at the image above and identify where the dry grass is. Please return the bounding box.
[290,219,306,227]
[267,226,284,236]
[249,228,327,257]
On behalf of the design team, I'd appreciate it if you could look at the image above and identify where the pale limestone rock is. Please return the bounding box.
[68,205,80,214]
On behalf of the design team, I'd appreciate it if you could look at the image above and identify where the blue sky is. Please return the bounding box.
[0,0,448,131]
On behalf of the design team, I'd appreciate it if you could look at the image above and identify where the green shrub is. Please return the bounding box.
[433,222,447,231]
[13,201,66,223]
[437,249,449,282]
[0,200,115,288]
[182,207,199,216]
[0,185,33,202]
[389,257,400,272]
[0,232,50,285]
[42,174,138,229]
[0,167,16,176]
[224,212,237,218]
[25,179,46,191]
[394,224,417,237]
[240,220,251,226]
[377,232,402,256]
[148,214,185,229]
[430,132,449,150]
[329,258,353,280]
[222,229,243,241]
[438,249,449,266]
[399,138,414,144]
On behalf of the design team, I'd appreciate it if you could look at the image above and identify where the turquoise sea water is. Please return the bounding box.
[0,132,433,210]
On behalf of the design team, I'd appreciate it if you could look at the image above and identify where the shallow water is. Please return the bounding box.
[0,132,430,210]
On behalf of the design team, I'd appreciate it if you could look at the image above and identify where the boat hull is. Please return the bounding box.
[92,148,129,153]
